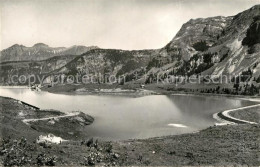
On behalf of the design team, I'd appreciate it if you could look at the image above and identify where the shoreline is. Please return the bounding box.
[1,93,259,138]
[41,86,260,126]
[0,95,259,166]
[40,84,260,99]
[1,84,260,99]
[1,86,260,127]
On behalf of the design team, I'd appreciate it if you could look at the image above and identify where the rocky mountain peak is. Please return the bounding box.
[9,44,25,48]
[173,16,233,45]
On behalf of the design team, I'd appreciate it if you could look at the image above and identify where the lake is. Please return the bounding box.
[0,88,255,140]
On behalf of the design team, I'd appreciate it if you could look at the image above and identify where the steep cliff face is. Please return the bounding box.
[201,5,260,78]
[242,16,260,47]
[0,43,98,62]
[156,5,260,81]
[161,16,233,60]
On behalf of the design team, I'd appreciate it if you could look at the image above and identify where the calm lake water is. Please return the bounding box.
[0,88,255,140]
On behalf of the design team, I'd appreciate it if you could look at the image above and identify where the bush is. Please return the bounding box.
[192,41,209,52]
[117,60,141,76]
[36,153,56,166]
[203,53,214,64]
[146,58,161,71]
[256,76,260,83]
[220,53,228,62]
[194,63,213,74]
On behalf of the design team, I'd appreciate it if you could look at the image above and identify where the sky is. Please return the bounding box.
[0,0,259,50]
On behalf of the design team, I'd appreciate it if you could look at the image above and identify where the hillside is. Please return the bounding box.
[156,5,260,79]
[0,96,259,166]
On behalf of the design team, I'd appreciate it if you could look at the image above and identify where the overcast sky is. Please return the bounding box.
[0,0,259,50]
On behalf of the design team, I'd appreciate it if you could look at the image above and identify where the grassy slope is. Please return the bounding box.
[113,124,260,166]
[0,96,94,142]
[229,106,260,123]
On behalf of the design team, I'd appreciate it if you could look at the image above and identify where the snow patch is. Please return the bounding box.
[48,119,55,125]
[97,88,135,93]
[212,67,225,77]
[220,23,226,27]
[37,134,66,144]
[214,122,231,126]
[253,68,257,73]
[173,37,181,41]
[227,38,242,54]
[228,65,235,73]
[168,123,187,128]
[18,111,26,117]
[76,88,87,92]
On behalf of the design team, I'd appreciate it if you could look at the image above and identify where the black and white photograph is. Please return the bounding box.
[0,0,259,166]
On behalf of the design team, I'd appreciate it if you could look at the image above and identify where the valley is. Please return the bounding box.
[0,5,259,97]
[0,4,260,167]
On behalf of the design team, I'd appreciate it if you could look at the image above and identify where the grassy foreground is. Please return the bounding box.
[0,96,259,166]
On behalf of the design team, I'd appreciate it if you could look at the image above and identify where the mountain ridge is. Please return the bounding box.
[0,5,259,89]
[0,44,99,62]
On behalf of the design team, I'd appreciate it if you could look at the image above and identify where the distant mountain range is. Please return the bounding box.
[0,43,98,62]
[0,5,259,86]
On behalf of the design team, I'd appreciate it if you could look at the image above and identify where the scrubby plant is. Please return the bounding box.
[192,41,209,52]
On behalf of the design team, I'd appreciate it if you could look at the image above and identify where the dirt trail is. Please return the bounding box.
[213,103,260,124]
[22,112,80,125]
